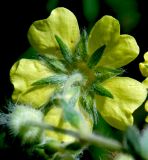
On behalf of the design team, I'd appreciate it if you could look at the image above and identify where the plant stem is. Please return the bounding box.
[28,121,123,151]
[63,72,83,95]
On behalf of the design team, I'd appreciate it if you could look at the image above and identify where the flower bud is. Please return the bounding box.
[8,104,43,144]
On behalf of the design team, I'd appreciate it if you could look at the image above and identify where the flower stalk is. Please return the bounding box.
[28,121,123,151]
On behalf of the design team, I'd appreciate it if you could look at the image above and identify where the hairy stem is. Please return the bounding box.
[28,121,123,151]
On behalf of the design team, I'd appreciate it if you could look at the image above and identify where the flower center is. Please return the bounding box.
[75,61,96,87]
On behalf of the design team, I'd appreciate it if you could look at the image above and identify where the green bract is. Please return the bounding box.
[10,7,146,144]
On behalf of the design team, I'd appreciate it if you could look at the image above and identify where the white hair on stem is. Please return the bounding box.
[0,103,44,144]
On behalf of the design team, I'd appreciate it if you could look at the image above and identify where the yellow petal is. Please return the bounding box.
[44,88,93,142]
[10,59,55,108]
[101,34,139,68]
[145,116,148,123]
[88,16,139,68]
[144,100,148,112]
[142,77,148,89]
[139,52,148,77]
[44,106,92,142]
[142,80,148,123]
[143,51,148,61]
[95,77,147,130]
[28,7,80,55]
[88,15,120,55]
[44,106,76,142]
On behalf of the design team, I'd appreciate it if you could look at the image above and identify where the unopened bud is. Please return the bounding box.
[8,104,43,144]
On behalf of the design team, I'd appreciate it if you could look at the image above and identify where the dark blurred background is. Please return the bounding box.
[1,0,148,105]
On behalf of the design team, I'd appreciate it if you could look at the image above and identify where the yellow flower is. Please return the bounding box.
[10,7,146,140]
[139,52,148,77]
[139,52,148,122]
[10,59,92,142]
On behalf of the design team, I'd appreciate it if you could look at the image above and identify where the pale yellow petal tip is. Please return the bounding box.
[145,100,148,112]
[99,15,120,23]
[28,7,80,55]
[139,52,148,77]
[103,115,133,131]
[144,51,148,61]
[145,116,148,123]
[139,63,148,77]
[142,77,148,89]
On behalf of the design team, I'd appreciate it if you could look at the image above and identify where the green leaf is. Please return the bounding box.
[82,0,100,22]
[105,0,140,32]
[19,47,39,60]
[0,132,7,149]
[89,145,112,160]
[39,54,68,73]
[124,126,141,157]
[32,74,67,86]
[55,35,73,63]
[93,83,113,98]
[140,126,148,159]
[60,99,82,129]
[46,0,59,12]
[41,140,63,155]
[87,45,106,68]
[65,141,82,151]
[75,29,88,61]
[93,112,121,140]
[53,153,75,160]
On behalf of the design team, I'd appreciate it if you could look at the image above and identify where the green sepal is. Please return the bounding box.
[39,55,68,73]
[96,67,124,75]
[80,94,93,118]
[75,29,88,61]
[39,140,64,155]
[68,87,81,108]
[55,35,73,63]
[124,126,142,158]
[32,74,68,86]
[93,83,113,98]
[60,99,82,129]
[65,141,83,151]
[52,153,76,160]
[140,126,148,159]
[80,93,98,125]
[95,67,124,82]
[19,47,39,60]
[87,45,106,68]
